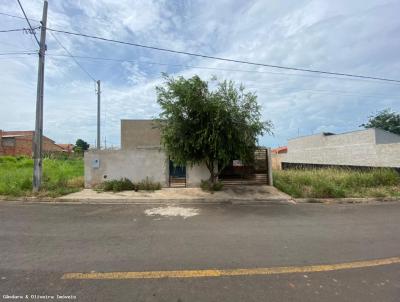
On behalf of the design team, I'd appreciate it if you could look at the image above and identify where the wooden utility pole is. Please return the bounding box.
[32,0,48,192]
[96,80,101,150]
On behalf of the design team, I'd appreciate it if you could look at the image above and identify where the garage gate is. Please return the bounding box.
[219,148,272,186]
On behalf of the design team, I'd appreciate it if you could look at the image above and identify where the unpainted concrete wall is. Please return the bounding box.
[84,148,213,188]
[271,153,286,170]
[375,128,400,144]
[284,129,400,168]
[84,148,169,188]
[121,120,161,149]
[186,162,213,187]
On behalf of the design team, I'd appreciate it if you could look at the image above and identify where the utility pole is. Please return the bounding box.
[97,80,101,150]
[32,0,48,192]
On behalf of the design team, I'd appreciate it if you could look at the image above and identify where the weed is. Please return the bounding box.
[273,168,400,198]
[200,180,224,193]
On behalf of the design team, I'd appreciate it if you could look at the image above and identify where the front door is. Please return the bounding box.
[169,160,186,187]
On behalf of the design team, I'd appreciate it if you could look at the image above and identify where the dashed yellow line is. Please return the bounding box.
[61,256,400,280]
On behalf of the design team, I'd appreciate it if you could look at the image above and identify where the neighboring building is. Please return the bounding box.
[57,144,74,153]
[271,146,287,170]
[84,120,273,188]
[0,130,64,157]
[283,128,400,169]
[271,146,288,154]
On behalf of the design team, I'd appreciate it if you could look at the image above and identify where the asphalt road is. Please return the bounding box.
[0,201,399,301]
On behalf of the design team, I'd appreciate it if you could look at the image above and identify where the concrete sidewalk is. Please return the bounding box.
[57,185,293,204]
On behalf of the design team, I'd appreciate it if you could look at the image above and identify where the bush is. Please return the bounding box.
[200,180,224,192]
[101,177,162,192]
[102,178,135,192]
[136,177,161,191]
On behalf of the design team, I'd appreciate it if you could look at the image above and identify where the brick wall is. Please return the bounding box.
[0,130,3,155]
[0,133,64,157]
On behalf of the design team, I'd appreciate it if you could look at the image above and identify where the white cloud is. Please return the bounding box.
[0,0,399,148]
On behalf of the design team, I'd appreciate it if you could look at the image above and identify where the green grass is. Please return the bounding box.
[0,156,84,197]
[273,168,400,198]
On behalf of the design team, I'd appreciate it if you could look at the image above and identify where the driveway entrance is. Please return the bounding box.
[219,148,271,185]
[169,160,186,187]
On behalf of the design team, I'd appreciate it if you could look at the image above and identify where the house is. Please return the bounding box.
[271,146,288,154]
[84,119,273,188]
[0,130,64,157]
[57,144,74,153]
[271,146,287,170]
[282,128,400,170]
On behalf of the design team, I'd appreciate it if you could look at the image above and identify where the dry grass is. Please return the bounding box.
[273,168,400,198]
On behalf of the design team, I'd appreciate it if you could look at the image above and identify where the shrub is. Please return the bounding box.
[200,180,224,193]
[135,177,161,191]
[102,178,135,192]
[100,177,161,192]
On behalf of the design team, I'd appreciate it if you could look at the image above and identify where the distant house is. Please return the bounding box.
[271,146,288,154]
[282,128,400,170]
[0,130,64,157]
[271,146,287,170]
[57,144,74,153]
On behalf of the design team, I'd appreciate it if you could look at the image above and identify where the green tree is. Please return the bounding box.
[73,139,90,153]
[361,109,400,135]
[156,75,272,183]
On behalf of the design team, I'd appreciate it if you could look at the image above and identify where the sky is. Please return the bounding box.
[0,0,399,148]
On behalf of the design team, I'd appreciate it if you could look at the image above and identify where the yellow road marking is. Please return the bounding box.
[61,256,400,280]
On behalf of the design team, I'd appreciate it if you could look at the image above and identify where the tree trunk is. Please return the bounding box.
[207,160,217,184]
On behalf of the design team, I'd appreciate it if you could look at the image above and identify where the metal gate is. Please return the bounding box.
[169,159,186,187]
[219,148,271,186]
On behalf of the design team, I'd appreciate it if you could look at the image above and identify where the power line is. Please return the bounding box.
[46,53,400,85]
[1,52,396,100]
[2,9,400,84]
[45,53,400,99]
[0,27,38,33]
[16,0,40,46]
[0,51,36,55]
[0,11,40,22]
[46,27,400,84]
[2,9,399,84]
[48,31,96,82]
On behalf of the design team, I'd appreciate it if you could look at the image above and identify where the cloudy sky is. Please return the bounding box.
[0,0,399,148]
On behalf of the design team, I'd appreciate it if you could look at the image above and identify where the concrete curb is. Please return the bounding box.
[0,196,294,205]
[295,197,400,204]
[2,196,398,206]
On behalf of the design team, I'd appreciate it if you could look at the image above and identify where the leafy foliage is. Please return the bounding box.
[102,178,136,192]
[361,109,400,135]
[73,139,90,152]
[200,180,224,193]
[156,75,272,183]
[100,177,161,192]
